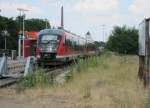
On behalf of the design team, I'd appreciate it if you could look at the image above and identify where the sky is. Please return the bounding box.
[0,0,150,42]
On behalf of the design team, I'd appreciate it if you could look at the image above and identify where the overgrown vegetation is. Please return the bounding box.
[62,52,149,108]
[106,25,138,54]
[1,52,149,108]
[16,69,52,93]
[65,52,112,82]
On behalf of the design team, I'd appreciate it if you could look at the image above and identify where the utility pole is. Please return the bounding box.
[17,8,29,58]
[18,35,21,58]
[101,25,105,42]
[17,9,22,58]
[0,9,1,16]
[45,19,48,29]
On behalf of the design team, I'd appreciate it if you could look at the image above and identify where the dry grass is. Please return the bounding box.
[0,53,149,108]
[60,54,149,108]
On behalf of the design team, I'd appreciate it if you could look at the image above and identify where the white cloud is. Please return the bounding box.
[129,0,150,18]
[73,0,119,12]
[41,0,59,3]
[0,1,46,18]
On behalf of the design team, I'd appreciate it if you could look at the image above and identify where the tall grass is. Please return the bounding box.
[16,69,52,93]
[65,53,111,82]
[62,52,149,108]
[144,94,150,108]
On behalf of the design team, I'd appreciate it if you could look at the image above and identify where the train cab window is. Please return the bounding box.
[42,35,56,43]
[38,34,61,50]
[39,34,60,44]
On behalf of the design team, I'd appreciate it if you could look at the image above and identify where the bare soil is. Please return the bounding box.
[0,93,76,108]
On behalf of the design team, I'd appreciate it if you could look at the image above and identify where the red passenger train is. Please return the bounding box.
[37,28,97,65]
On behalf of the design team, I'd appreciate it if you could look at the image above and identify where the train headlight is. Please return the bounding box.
[48,46,53,51]
[40,48,43,51]
[37,55,40,59]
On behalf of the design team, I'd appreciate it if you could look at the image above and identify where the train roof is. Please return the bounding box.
[39,28,95,43]
[39,28,82,37]
[39,29,64,36]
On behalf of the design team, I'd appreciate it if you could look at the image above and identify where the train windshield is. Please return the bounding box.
[38,34,61,51]
[40,35,59,44]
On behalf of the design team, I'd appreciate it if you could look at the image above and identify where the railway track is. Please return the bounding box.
[46,66,68,79]
[0,64,69,88]
[0,77,17,88]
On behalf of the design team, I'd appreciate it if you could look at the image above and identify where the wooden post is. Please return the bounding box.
[144,19,150,87]
[138,18,150,88]
[138,56,145,80]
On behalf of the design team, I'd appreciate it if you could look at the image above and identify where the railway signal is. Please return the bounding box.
[1,30,10,50]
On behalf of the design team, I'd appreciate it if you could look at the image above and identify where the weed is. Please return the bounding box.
[65,70,73,82]
[16,69,52,93]
[144,94,150,108]
[73,56,101,73]
[120,55,128,65]
[82,84,91,99]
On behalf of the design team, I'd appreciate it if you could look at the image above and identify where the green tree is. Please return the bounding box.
[25,18,50,31]
[0,15,51,50]
[0,16,18,50]
[106,25,138,54]
[15,16,51,32]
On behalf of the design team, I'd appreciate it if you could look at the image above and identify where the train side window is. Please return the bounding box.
[63,35,66,46]
[65,35,68,46]
[64,35,66,44]
[65,35,69,46]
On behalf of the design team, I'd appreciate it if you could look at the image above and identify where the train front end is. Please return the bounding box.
[37,29,62,65]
